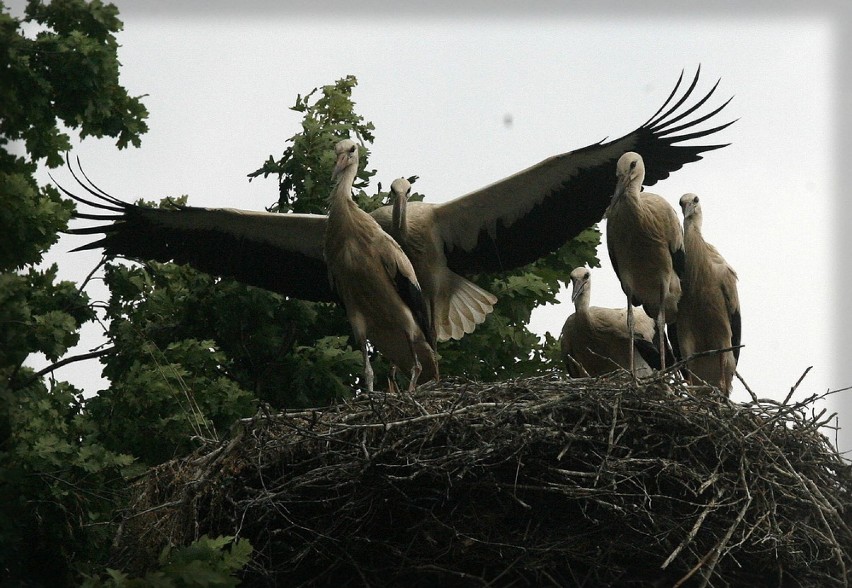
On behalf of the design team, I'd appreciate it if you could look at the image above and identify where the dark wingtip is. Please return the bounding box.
[634,68,736,186]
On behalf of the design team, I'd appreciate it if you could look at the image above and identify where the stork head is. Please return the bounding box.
[332,139,359,182]
[390,177,412,233]
[390,177,411,201]
[569,267,591,306]
[613,151,645,200]
[679,193,702,225]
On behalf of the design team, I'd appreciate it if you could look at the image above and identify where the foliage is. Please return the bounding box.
[81,535,252,588]
[87,254,359,464]
[1,378,135,585]
[1,0,148,167]
[248,75,376,214]
[0,1,148,585]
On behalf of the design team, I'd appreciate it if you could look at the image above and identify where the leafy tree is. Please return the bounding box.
[0,0,148,584]
[81,535,253,588]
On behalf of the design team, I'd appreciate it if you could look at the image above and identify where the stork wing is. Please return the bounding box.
[719,266,741,364]
[392,262,435,351]
[58,169,334,303]
[432,67,735,274]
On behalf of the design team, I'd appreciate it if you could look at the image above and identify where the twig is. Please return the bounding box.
[13,345,115,390]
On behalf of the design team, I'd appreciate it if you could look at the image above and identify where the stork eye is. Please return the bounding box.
[584,272,590,280]
[348,145,356,154]
[693,196,699,203]
[630,161,637,170]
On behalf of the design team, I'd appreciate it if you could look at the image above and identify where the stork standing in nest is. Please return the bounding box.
[376,177,497,347]
[560,267,673,378]
[606,152,685,376]
[673,193,741,396]
[324,139,438,392]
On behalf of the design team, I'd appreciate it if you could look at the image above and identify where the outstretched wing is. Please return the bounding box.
[59,165,335,302]
[432,67,735,275]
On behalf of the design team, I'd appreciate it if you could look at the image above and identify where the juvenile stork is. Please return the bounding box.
[606,152,684,376]
[63,69,733,347]
[376,177,497,345]
[675,193,741,396]
[324,139,438,392]
[560,267,672,378]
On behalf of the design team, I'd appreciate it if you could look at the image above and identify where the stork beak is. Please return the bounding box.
[612,177,626,201]
[571,280,585,303]
[332,151,349,181]
[392,190,408,232]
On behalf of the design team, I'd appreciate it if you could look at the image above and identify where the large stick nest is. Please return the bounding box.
[114,372,852,587]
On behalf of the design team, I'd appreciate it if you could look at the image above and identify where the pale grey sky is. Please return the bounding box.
[11,2,851,451]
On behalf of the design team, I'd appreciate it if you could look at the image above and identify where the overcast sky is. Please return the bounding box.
[11,2,852,451]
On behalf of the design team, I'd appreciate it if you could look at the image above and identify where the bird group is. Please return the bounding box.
[62,69,737,396]
[560,151,741,396]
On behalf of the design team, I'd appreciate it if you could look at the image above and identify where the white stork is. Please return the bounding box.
[606,152,685,376]
[374,177,497,345]
[62,69,733,348]
[674,193,741,396]
[324,139,438,392]
[560,267,673,378]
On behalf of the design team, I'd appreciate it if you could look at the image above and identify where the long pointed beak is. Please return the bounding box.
[392,190,408,232]
[332,151,349,181]
[612,176,626,201]
[571,280,585,303]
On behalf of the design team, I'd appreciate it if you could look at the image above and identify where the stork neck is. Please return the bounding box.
[623,180,642,202]
[573,290,590,315]
[685,212,703,233]
[329,165,359,211]
[612,177,641,209]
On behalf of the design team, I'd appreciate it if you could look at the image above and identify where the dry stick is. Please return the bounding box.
[783,366,813,405]
[661,491,721,569]
[594,395,622,487]
[754,415,850,586]
[564,353,592,378]
[76,254,107,295]
[735,370,760,403]
[673,480,751,588]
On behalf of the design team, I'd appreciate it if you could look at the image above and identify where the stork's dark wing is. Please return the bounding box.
[393,264,435,352]
[433,67,735,275]
[634,326,677,372]
[59,169,334,302]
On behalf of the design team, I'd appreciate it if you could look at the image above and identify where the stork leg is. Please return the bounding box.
[657,283,667,372]
[407,337,423,393]
[626,298,636,378]
[361,339,374,393]
[388,366,400,394]
[657,309,666,372]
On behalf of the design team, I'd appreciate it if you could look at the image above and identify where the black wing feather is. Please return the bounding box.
[729,308,742,364]
[394,269,436,351]
[60,166,335,303]
[443,68,734,275]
